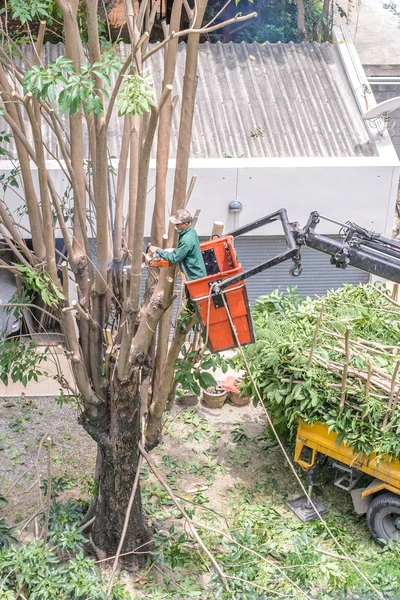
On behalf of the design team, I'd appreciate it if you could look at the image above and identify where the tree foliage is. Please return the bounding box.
[206,0,341,43]
[0,490,130,599]
[237,285,400,460]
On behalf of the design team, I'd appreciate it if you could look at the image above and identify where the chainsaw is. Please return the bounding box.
[143,250,171,269]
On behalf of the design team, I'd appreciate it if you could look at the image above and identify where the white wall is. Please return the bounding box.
[180,157,400,238]
[1,155,399,240]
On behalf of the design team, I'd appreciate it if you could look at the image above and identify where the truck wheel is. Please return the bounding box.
[366,493,400,544]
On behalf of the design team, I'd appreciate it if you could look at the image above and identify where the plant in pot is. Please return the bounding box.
[172,332,233,407]
[202,384,227,409]
[230,387,251,407]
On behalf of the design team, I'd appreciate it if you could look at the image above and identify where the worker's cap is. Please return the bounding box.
[169,209,192,225]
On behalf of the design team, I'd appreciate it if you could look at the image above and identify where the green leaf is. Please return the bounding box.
[93,96,103,117]
[197,371,217,390]
[47,84,57,104]
[58,89,70,114]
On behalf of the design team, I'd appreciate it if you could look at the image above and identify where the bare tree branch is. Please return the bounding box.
[143,11,258,62]
[139,444,231,591]
[24,97,59,284]
[0,68,45,259]
[151,0,183,246]
[113,115,130,262]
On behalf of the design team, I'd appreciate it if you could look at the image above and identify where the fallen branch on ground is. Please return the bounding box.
[138,443,232,595]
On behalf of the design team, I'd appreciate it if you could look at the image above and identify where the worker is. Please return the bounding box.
[149,209,207,281]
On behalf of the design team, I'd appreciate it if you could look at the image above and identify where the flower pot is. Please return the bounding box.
[202,386,227,409]
[222,376,250,407]
[229,391,251,407]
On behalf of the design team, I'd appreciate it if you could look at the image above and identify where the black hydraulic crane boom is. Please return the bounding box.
[295,211,400,284]
[216,209,400,291]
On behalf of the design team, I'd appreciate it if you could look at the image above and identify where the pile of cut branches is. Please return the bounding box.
[237,284,400,460]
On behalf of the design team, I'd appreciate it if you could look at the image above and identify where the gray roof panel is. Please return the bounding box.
[0,40,375,159]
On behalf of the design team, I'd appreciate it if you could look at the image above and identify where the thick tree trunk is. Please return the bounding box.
[86,376,151,569]
[295,0,308,41]
[322,0,331,42]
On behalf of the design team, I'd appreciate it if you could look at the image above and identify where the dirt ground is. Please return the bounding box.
[0,394,273,524]
[0,396,96,523]
[0,392,375,597]
[0,390,365,526]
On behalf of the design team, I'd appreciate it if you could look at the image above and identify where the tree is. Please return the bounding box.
[294,0,308,41]
[208,0,340,44]
[322,0,330,42]
[0,0,256,568]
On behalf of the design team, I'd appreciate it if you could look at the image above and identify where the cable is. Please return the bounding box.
[203,283,213,351]
[218,292,386,600]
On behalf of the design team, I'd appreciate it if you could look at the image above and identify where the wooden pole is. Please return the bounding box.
[184,175,197,207]
[307,302,325,370]
[211,221,224,239]
[366,359,372,399]
[391,388,400,421]
[382,358,400,428]
[392,283,399,303]
[339,327,351,412]
[191,208,201,229]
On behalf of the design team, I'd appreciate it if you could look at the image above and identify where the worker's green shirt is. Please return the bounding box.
[157,227,207,281]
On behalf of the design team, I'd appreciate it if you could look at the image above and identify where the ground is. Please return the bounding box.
[335,0,400,67]
[0,396,95,525]
[1,393,399,599]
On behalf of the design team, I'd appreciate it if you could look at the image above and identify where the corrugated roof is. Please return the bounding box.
[0,41,375,159]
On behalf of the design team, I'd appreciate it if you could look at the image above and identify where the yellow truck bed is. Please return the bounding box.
[295,421,400,496]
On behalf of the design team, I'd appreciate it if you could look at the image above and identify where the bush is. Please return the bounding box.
[0,497,130,600]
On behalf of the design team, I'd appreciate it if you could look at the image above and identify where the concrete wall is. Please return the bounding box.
[181,158,399,238]
[1,156,399,240]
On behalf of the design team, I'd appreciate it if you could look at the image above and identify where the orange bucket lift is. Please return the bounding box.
[184,236,254,352]
[184,209,301,353]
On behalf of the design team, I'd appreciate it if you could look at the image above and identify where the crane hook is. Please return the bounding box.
[290,263,303,277]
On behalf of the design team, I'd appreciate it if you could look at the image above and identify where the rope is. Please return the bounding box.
[219,292,385,600]
[203,283,214,351]
[195,282,214,359]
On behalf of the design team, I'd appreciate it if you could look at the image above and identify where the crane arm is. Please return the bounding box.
[217,209,400,291]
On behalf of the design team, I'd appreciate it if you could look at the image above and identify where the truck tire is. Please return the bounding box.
[366,493,400,544]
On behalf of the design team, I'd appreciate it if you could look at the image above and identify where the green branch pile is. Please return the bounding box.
[237,284,400,460]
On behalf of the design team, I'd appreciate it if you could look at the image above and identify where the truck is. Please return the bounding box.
[185,208,400,545]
